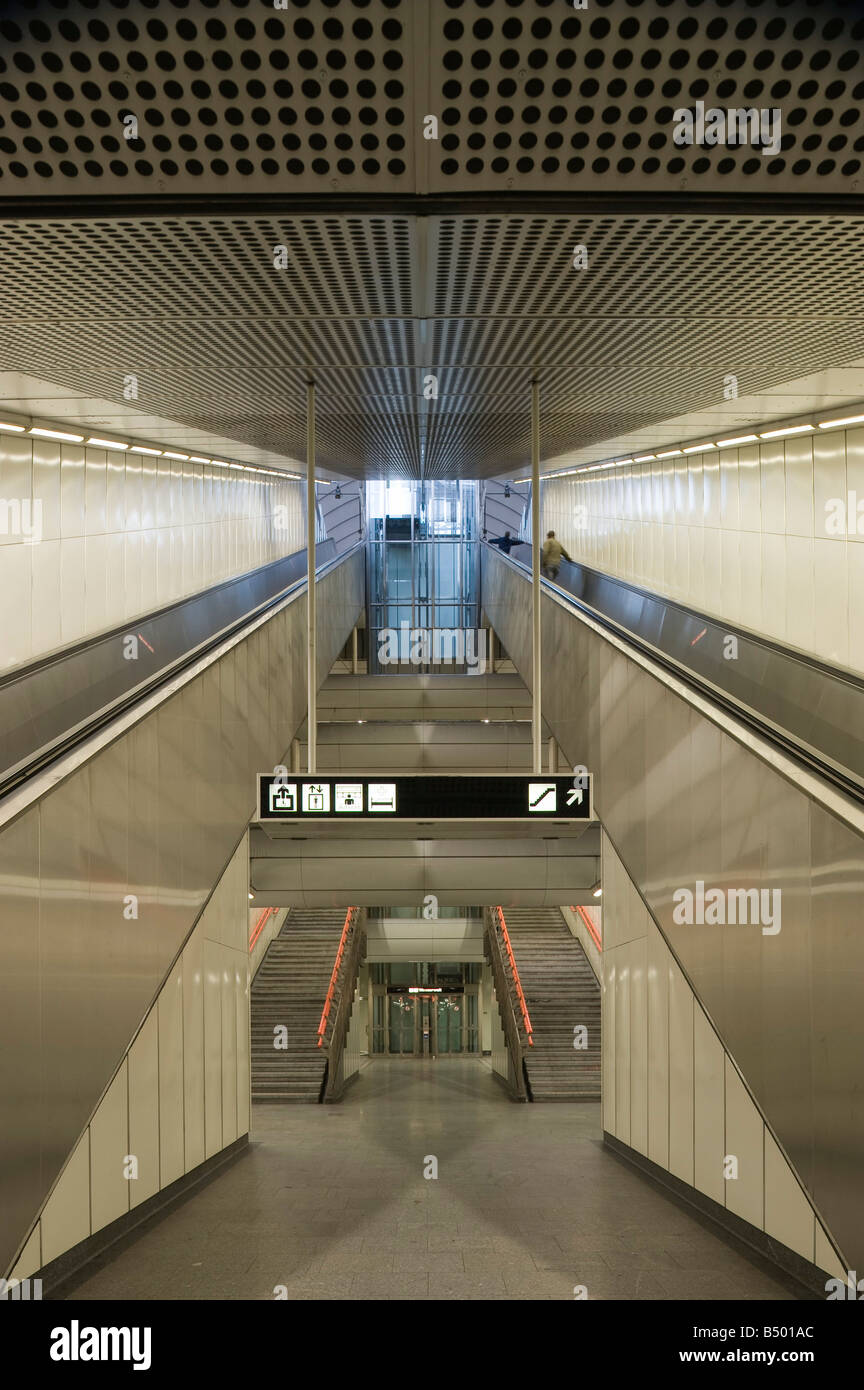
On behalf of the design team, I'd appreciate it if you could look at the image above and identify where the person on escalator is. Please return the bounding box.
[490,530,517,554]
[541,531,571,580]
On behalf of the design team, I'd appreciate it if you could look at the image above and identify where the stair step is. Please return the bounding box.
[494,907,601,1102]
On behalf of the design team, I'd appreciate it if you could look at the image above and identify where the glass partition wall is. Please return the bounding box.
[370,962,481,1057]
[366,480,481,674]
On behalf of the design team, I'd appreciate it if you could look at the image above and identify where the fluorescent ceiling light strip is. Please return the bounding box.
[818,413,864,429]
[3,413,294,476]
[565,403,864,475]
[29,427,84,441]
[759,424,814,439]
[86,437,128,450]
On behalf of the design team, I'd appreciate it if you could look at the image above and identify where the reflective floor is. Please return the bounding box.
[62,1060,807,1301]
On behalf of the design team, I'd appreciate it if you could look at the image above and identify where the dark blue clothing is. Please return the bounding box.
[490,535,516,554]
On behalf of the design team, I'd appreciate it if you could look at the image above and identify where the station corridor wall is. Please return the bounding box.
[602,831,844,1285]
[482,546,858,1280]
[0,547,363,1281]
[544,420,864,675]
[0,425,304,671]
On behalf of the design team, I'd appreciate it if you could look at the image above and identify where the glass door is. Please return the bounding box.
[388,996,416,1054]
[435,995,464,1054]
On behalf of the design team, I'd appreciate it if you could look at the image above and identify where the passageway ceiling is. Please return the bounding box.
[2,0,864,479]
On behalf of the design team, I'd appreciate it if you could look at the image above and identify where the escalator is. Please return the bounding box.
[0,539,336,799]
[482,540,864,1278]
[0,539,365,1282]
[490,541,864,804]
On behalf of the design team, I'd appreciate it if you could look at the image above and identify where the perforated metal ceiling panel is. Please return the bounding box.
[0,0,863,200]
[2,211,864,477]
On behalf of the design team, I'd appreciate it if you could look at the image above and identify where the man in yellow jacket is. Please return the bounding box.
[540,530,572,580]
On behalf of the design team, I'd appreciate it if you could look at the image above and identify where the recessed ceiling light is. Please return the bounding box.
[189,455,210,463]
[86,437,128,450]
[759,424,814,439]
[716,435,759,447]
[162,451,189,461]
[0,421,26,433]
[657,449,682,458]
[29,427,85,442]
[128,445,162,456]
[817,412,864,430]
[682,443,715,453]
[633,454,656,462]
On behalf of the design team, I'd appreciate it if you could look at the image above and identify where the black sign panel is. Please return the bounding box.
[257,773,591,821]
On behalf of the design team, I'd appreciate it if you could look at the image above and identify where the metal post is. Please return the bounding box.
[548,736,557,773]
[351,624,359,675]
[306,380,317,775]
[531,379,542,774]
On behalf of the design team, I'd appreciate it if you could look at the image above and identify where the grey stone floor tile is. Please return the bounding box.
[351,1271,430,1296]
[59,1060,802,1304]
[428,1272,508,1298]
[393,1250,465,1273]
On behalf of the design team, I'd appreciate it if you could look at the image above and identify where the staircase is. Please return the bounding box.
[500,907,601,1101]
[251,909,348,1103]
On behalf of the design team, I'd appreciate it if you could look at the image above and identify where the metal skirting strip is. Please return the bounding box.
[29,1136,249,1300]
[603,1132,831,1301]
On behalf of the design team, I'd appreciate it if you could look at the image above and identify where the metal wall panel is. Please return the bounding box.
[0,546,362,1277]
[482,545,864,1269]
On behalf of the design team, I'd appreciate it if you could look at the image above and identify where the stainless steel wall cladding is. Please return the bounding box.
[0,546,363,1279]
[482,545,864,1269]
[506,547,864,798]
[0,541,335,799]
[0,0,860,196]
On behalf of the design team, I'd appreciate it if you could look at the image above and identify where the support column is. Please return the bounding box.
[351,624,359,675]
[306,380,317,775]
[531,378,542,774]
[548,736,557,773]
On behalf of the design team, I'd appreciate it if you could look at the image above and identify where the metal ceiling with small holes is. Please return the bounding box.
[0,0,863,198]
[1,2,864,478]
[2,210,864,477]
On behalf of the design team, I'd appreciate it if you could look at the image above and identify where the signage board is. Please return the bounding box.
[257,773,592,822]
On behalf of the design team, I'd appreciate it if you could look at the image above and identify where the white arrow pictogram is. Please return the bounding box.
[566,787,584,806]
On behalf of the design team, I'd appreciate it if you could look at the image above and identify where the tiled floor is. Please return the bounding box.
[64,1059,807,1301]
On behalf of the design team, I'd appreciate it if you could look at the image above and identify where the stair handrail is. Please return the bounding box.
[571,904,602,952]
[484,907,529,1101]
[492,906,534,1046]
[317,907,366,1101]
[249,906,277,952]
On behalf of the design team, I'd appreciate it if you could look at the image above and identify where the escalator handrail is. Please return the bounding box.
[0,539,363,803]
[484,541,864,807]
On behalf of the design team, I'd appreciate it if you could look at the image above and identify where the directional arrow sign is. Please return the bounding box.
[257,773,592,821]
